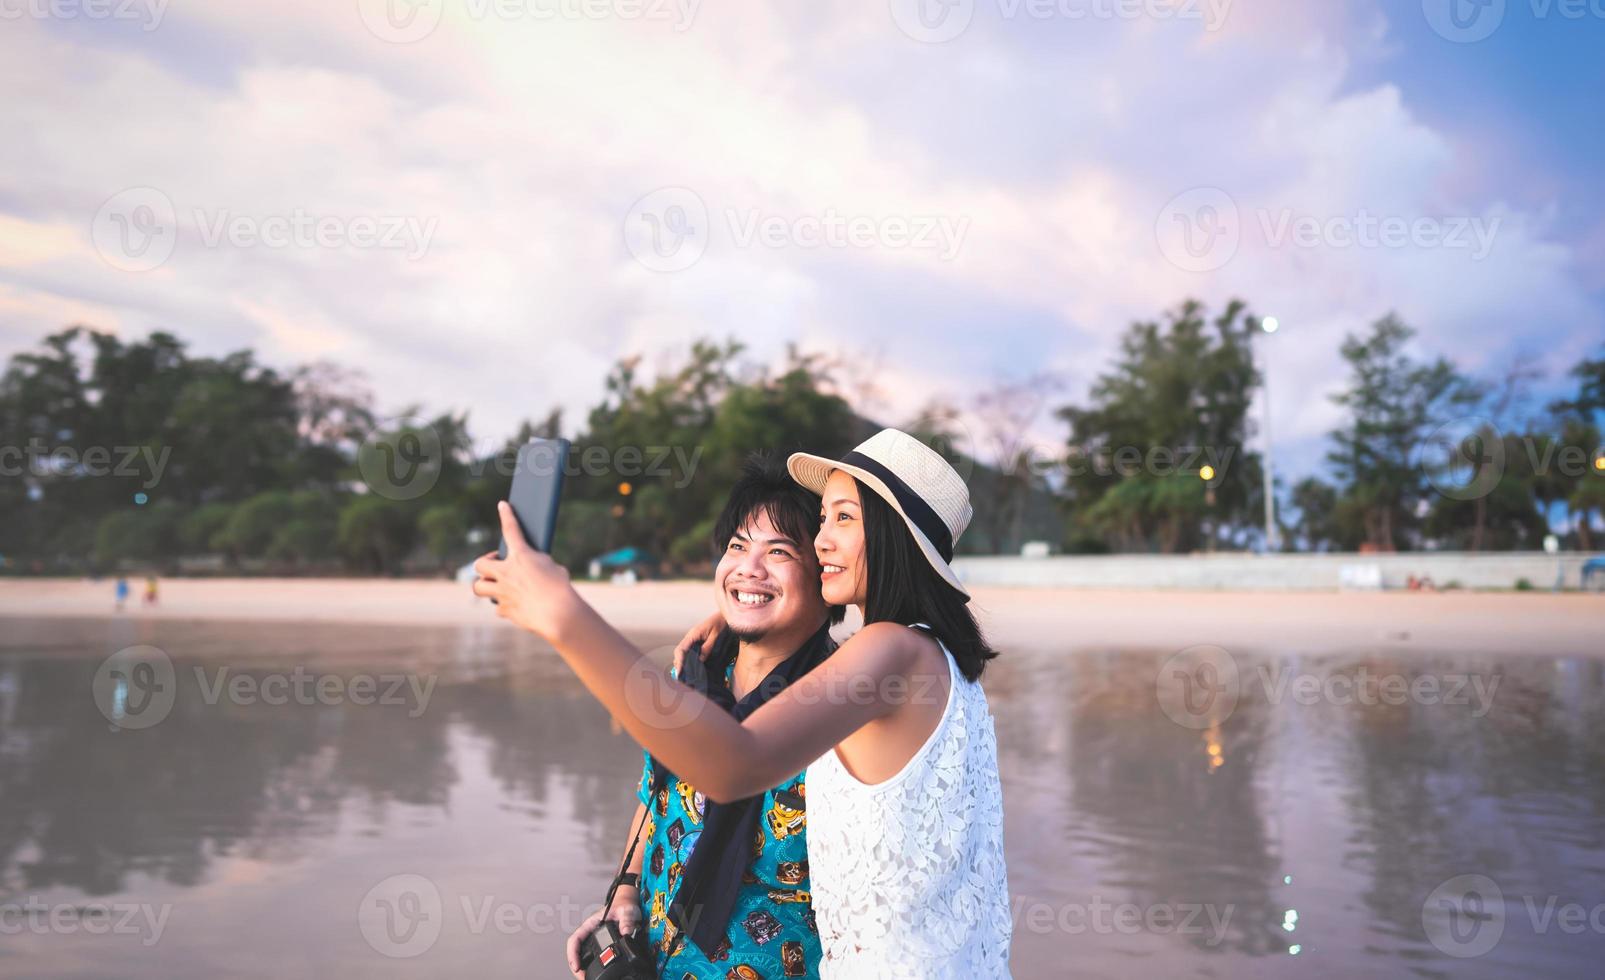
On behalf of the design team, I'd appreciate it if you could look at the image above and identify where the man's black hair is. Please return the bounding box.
[712,451,845,626]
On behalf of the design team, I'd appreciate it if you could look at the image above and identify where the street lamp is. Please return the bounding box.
[1200,467,1217,549]
[1258,316,1279,553]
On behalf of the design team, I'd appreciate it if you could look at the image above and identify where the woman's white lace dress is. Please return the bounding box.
[805,628,1012,978]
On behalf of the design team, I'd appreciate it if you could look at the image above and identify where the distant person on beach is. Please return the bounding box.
[1406,574,1437,592]
[114,576,129,612]
[561,453,841,978]
[144,575,159,606]
[479,429,1012,978]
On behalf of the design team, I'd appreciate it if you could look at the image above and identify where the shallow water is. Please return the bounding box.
[1,616,1602,978]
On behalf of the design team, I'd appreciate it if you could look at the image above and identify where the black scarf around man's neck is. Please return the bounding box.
[658,620,835,957]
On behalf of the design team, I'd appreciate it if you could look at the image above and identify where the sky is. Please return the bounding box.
[1,0,1601,484]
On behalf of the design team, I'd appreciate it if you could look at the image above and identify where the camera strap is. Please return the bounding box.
[603,767,665,916]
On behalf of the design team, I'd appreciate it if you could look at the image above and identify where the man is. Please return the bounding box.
[566,453,842,979]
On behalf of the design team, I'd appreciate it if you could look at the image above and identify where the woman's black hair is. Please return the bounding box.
[855,478,997,681]
[713,452,846,626]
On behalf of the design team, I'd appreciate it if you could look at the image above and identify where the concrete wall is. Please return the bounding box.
[952,551,1603,591]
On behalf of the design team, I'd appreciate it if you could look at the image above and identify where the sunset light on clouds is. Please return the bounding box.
[2,0,1600,477]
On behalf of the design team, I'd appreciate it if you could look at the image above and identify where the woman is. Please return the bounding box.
[474,429,1012,978]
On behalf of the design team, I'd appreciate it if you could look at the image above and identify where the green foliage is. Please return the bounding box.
[268,517,339,564]
[180,502,235,553]
[1290,477,1344,551]
[4,321,1599,573]
[337,496,417,574]
[1056,299,1264,552]
[419,504,469,564]
[93,500,183,568]
[1324,314,1477,551]
[564,342,854,573]
[218,491,298,557]
[1551,349,1605,418]
[0,327,366,570]
[1422,431,1549,550]
[266,491,340,564]
[0,324,864,575]
[670,513,719,566]
[552,499,620,573]
[1548,353,1605,550]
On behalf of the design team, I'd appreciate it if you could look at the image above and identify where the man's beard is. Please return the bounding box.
[729,627,767,643]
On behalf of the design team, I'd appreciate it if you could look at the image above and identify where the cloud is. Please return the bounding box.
[0,1,1595,475]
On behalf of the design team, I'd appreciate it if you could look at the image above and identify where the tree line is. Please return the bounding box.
[1058,301,1603,553]
[0,304,1599,576]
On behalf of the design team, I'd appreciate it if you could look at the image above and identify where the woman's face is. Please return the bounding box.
[815,470,868,607]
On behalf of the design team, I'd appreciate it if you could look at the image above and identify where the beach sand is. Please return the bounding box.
[4,578,1603,978]
[2,576,1599,658]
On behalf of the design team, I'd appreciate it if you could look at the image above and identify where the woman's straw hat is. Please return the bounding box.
[787,428,972,598]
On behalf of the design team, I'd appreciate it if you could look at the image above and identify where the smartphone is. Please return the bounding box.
[498,437,570,557]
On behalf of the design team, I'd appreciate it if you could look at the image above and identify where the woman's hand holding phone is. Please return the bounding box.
[473,501,581,640]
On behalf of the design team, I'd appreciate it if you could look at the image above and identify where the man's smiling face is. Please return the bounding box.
[714,506,828,642]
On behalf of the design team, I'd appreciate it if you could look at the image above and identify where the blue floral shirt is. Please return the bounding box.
[632,666,820,978]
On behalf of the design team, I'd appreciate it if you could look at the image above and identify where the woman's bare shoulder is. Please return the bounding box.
[834,621,940,672]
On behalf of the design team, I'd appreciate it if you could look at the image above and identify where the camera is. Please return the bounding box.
[578,919,656,980]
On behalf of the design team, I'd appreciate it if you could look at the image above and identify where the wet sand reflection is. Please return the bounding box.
[1,618,1602,978]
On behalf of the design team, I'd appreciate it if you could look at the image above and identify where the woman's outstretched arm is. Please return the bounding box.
[474,501,917,802]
